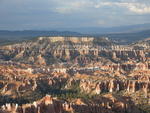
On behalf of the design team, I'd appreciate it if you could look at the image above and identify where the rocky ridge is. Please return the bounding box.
[0,37,150,112]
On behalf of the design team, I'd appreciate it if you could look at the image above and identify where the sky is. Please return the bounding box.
[0,0,150,30]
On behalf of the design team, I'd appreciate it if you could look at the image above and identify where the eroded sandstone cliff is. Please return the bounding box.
[0,37,150,113]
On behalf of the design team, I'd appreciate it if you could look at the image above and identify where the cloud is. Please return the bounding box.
[0,0,150,30]
[53,0,93,14]
[94,1,150,14]
[52,0,150,14]
[124,3,150,14]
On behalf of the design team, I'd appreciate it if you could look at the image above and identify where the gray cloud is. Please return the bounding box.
[94,1,150,14]
[51,0,150,14]
[0,0,150,30]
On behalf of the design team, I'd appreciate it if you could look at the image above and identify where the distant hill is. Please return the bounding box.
[66,23,150,34]
[0,28,150,45]
[95,29,150,44]
[0,30,82,45]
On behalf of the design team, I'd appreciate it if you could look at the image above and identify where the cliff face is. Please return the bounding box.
[0,94,141,113]
[0,37,115,65]
[0,37,150,113]
[0,37,149,66]
[65,73,150,96]
[0,95,64,113]
[80,79,150,95]
[0,64,149,98]
[0,65,68,98]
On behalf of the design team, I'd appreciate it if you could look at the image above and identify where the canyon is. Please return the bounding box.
[0,36,150,113]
